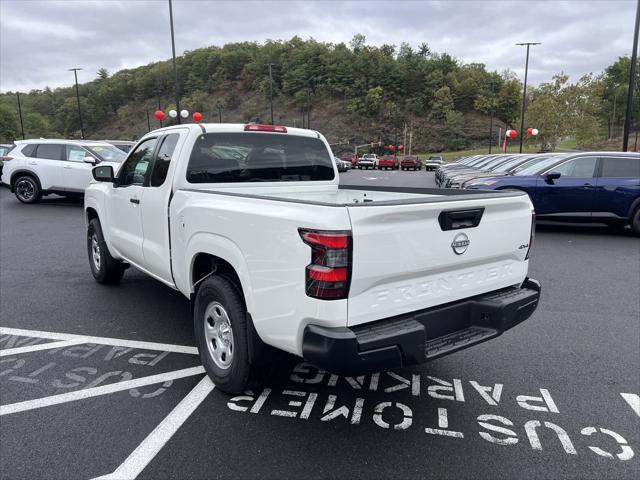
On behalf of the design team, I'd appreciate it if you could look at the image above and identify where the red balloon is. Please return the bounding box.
[389,144,395,150]
[508,129,518,138]
[527,127,533,136]
[154,110,165,121]
[398,144,404,151]
[193,112,202,122]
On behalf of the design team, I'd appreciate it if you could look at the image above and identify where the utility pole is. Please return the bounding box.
[168,0,181,124]
[266,63,275,124]
[217,103,222,123]
[146,111,151,132]
[16,92,25,140]
[403,122,407,153]
[623,0,640,151]
[516,42,541,153]
[408,124,413,156]
[488,90,496,154]
[69,68,85,139]
[306,89,311,129]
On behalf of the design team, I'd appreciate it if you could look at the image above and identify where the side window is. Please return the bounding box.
[600,157,640,178]
[35,144,64,161]
[66,145,92,163]
[150,134,179,187]
[554,157,597,178]
[21,144,37,157]
[118,138,158,186]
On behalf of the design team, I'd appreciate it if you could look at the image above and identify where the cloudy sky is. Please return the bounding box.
[0,0,636,92]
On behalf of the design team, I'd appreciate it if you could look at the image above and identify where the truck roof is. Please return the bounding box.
[145,123,323,139]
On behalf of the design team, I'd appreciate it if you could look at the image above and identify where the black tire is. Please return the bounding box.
[13,175,42,204]
[631,206,640,236]
[194,276,256,394]
[87,218,125,284]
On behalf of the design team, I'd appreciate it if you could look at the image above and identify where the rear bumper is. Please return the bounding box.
[302,278,541,376]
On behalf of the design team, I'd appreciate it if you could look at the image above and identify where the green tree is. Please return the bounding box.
[0,104,19,142]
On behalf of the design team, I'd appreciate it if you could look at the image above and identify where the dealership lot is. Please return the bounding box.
[1,170,639,480]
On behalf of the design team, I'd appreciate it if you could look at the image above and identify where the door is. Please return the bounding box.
[63,144,98,192]
[594,155,640,218]
[31,143,65,190]
[141,131,185,281]
[534,156,598,216]
[107,137,158,266]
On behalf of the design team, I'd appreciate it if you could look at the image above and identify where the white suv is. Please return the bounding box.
[1,139,127,203]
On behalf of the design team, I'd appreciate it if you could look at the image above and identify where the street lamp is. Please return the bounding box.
[516,42,541,153]
[68,68,85,139]
[168,0,181,124]
[623,0,640,151]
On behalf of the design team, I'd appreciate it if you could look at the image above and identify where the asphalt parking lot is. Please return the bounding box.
[1,169,639,480]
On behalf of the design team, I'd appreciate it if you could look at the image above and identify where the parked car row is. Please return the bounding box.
[434,152,640,234]
[338,153,437,171]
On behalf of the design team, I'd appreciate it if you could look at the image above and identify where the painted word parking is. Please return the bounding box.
[229,364,639,463]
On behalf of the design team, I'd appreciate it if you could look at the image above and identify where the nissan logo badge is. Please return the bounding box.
[451,233,470,255]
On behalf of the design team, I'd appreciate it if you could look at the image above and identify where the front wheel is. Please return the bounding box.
[631,206,640,236]
[14,175,42,204]
[194,276,255,394]
[87,219,125,284]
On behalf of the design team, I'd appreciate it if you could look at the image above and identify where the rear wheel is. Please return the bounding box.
[194,276,257,394]
[87,219,125,284]
[14,175,42,204]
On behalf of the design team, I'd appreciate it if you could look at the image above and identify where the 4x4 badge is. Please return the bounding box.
[451,233,470,255]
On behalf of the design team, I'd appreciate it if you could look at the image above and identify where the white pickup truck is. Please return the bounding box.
[85,123,540,394]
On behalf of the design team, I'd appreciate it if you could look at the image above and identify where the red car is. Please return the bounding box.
[400,155,420,171]
[377,155,398,170]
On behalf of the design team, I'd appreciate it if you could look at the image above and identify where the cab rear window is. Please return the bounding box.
[186,132,335,183]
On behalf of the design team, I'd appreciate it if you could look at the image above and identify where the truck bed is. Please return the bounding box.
[181,184,525,207]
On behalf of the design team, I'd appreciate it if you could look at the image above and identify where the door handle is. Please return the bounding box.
[130,197,140,205]
[28,161,37,165]
[64,165,72,169]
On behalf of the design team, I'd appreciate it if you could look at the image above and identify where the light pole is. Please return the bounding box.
[16,92,25,140]
[168,0,181,124]
[266,63,275,124]
[69,68,85,139]
[623,0,640,151]
[146,111,151,132]
[516,42,540,153]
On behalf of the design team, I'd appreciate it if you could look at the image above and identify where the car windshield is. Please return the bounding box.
[513,155,567,175]
[494,155,536,172]
[86,145,127,163]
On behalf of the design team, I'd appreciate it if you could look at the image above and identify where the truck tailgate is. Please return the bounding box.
[347,194,533,326]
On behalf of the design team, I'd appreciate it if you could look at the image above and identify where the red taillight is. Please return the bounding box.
[525,211,536,260]
[299,231,349,249]
[244,124,287,133]
[299,229,352,300]
[1,156,12,162]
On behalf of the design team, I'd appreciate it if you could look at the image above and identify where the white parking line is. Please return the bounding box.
[0,366,205,416]
[93,376,215,480]
[0,327,198,355]
[620,393,640,417]
[0,339,86,357]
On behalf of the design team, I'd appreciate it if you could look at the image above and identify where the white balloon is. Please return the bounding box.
[532,128,539,136]
[169,109,177,118]
[180,109,189,118]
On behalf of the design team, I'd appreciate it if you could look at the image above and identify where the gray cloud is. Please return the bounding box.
[0,0,636,92]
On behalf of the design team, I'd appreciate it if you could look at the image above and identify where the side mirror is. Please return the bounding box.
[83,156,97,165]
[544,171,561,184]
[92,165,114,183]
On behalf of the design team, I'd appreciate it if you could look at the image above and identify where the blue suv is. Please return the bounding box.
[464,152,640,235]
